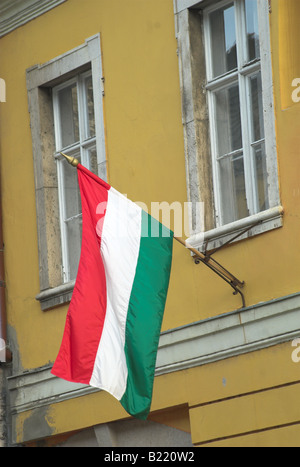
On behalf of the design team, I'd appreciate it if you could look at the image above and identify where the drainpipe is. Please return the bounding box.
[0,174,11,363]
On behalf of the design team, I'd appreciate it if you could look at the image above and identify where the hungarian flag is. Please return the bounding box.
[51,164,173,420]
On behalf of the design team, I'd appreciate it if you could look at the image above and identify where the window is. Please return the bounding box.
[27,34,106,310]
[204,0,268,226]
[53,71,98,282]
[174,0,282,251]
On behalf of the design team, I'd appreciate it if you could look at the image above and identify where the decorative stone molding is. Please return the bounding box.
[26,34,105,310]
[8,291,300,419]
[0,0,67,38]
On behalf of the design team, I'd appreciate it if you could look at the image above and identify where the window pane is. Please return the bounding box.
[215,83,242,156]
[219,154,249,224]
[67,216,82,280]
[245,0,260,62]
[88,146,98,174]
[254,141,269,212]
[62,156,81,220]
[58,83,79,148]
[84,75,96,138]
[209,3,237,78]
[250,72,264,142]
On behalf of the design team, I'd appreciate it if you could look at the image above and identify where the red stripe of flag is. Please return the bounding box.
[52,166,110,384]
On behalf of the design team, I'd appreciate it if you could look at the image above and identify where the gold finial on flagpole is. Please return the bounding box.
[60,152,79,167]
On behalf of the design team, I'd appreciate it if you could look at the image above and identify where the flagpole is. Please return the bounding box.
[60,152,245,307]
[60,152,79,167]
[173,235,243,285]
[174,235,245,307]
[174,236,207,261]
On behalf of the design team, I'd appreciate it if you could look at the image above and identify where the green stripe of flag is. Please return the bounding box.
[120,211,173,419]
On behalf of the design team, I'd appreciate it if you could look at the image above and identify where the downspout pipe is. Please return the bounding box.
[0,174,11,363]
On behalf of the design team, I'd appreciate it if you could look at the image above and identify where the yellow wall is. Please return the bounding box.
[14,340,300,446]
[0,0,190,372]
[1,0,300,446]
[277,0,300,109]
[0,0,237,373]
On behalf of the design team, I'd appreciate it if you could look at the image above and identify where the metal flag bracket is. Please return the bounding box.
[60,151,252,309]
[173,220,265,309]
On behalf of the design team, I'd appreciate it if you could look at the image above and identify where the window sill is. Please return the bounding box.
[36,280,75,311]
[36,207,283,310]
[187,206,284,253]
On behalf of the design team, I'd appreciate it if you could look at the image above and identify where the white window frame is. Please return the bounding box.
[174,0,282,252]
[53,72,97,155]
[53,71,97,283]
[26,34,106,310]
[204,0,270,226]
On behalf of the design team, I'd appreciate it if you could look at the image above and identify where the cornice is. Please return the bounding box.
[0,0,67,38]
[8,291,300,416]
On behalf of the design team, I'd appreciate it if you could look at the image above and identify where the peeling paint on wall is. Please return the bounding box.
[15,406,55,445]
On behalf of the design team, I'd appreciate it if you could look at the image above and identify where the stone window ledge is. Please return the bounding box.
[188,205,284,252]
[36,280,75,311]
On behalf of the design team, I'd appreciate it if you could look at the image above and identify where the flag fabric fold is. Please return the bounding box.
[51,164,173,420]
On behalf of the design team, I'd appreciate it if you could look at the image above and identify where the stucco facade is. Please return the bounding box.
[0,0,300,447]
